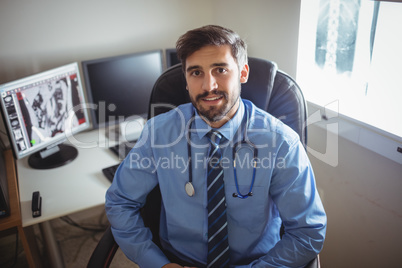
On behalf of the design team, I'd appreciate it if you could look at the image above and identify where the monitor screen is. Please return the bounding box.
[166,48,180,68]
[0,63,90,169]
[82,50,163,128]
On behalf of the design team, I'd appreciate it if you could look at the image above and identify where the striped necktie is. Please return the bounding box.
[206,130,230,268]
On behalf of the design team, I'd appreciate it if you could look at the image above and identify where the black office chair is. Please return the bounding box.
[88,58,320,268]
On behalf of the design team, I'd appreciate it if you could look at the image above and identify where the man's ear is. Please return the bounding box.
[240,64,249,84]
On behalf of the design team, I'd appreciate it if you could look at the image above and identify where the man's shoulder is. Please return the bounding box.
[136,103,193,147]
[146,103,193,132]
[150,103,192,122]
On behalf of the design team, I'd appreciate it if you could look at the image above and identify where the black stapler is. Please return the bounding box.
[32,191,42,218]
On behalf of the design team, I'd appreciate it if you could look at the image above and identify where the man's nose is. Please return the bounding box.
[202,73,218,92]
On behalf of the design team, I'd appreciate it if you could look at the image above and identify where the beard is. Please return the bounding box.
[190,84,241,124]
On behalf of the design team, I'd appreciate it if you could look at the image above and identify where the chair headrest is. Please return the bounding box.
[241,57,278,111]
[147,63,189,118]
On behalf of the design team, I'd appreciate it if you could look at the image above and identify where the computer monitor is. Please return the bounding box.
[0,63,90,169]
[166,48,180,68]
[82,50,164,129]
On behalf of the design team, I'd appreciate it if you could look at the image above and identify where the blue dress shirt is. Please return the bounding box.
[105,99,327,268]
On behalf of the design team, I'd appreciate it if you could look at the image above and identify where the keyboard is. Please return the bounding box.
[103,140,137,182]
[109,140,137,159]
[102,164,120,182]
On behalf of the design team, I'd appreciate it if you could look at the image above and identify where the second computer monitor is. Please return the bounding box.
[82,50,163,128]
[166,48,180,68]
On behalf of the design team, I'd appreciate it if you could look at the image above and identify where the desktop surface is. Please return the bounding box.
[17,128,122,227]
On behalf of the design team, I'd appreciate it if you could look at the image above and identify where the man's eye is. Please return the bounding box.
[217,68,227,74]
[192,70,201,76]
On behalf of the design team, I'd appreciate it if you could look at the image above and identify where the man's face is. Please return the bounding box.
[185,45,249,128]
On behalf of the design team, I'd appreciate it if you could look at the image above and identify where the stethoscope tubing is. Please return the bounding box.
[232,140,258,198]
[186,107,258,198]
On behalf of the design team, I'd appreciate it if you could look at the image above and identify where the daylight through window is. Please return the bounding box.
[297,0,402,138]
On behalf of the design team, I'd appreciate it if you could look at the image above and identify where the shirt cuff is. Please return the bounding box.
[135,247,170,268]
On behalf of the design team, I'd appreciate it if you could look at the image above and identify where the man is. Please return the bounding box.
[105,25,326,268]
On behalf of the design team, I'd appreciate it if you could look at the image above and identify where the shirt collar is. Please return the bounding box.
[193,99,245,142]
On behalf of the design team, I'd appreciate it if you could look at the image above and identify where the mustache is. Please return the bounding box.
[196,90,226,101]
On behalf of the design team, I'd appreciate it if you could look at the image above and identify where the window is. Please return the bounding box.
[297,0,402,139]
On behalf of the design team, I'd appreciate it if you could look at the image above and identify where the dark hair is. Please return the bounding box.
[176,25,248,72]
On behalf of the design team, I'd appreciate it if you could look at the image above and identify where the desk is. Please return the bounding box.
[16,127,131,267]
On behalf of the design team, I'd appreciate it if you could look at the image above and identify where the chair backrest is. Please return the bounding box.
[142,57,308,247]
[88,57,317,268]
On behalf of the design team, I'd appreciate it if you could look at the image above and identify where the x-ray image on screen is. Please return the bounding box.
[17,75,84,148]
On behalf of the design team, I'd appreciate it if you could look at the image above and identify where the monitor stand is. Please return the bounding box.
[28,144,78,170]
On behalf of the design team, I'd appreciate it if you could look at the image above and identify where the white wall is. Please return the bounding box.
[212,0,301,76]
[1,1,401,267]
[307,105,402,268]
[0,0,213,83]
[0,0,300,85]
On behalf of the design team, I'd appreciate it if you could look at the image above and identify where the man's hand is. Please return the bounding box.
[162,264,182,268]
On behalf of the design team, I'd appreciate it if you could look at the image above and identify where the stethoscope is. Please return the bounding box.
[184,107,258,199]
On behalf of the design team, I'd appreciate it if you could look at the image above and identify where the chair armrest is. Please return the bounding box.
[304,255,320,268]
[87,226,119,268]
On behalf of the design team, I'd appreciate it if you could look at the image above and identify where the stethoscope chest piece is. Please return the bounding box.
[185,182,195,197]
